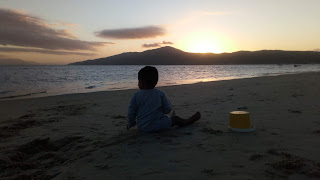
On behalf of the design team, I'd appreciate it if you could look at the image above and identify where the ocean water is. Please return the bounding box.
[1,64,320,100]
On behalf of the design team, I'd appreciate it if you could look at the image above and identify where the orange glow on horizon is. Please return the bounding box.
[177,31,234,54]
[188,40,223,53]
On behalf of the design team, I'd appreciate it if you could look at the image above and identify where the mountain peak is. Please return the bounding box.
[158,46,181,50]
[156,46,183,51]
[143,46,185,55]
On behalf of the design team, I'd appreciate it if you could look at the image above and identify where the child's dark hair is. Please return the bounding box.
[138,66,158,88]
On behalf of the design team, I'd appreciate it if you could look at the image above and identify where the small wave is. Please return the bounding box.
[109,87,125,90]
[165,82,177,85]
[0,91,47,100]
[85,86,96,89]
[261,73,272,76]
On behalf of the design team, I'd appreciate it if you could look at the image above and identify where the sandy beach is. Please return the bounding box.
[1,72,320,179]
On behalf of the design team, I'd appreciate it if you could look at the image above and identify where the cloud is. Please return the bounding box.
[313,48,320,52]
[142,43,161,48]
[161,41,173,45]
[0,47,95,56]
[142,41,174,48]
[48,22,78,28]
[0,8,112,50]
[95,26,166,39]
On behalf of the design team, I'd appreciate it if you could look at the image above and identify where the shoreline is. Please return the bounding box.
[0,71,317,101]
[1,72,320,179]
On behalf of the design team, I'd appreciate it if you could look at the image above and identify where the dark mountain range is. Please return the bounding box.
[69,46,320,65]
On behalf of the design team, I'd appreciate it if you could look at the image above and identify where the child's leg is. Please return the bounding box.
[171,112,201,127]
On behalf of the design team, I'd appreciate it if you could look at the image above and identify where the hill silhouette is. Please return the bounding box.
[69,46,320,65]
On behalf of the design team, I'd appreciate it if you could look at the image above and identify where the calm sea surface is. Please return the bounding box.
[1,65,319,100]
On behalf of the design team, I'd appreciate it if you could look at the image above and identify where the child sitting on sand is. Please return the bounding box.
[127,66,201,133]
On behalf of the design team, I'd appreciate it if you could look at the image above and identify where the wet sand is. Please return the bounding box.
[1,72,320,179]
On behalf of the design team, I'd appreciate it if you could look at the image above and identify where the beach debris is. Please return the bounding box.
[94,164,112,170]
[288,109,302,113]
[0,156,40,179]
[267,149,294,157]
[268,157,305,171]
[141,171,163,175]
[237,106,248,110]
[0,91,47,100]
[232,164,244,168]
[313,130,320,134]
[201,168,215,176]
[112,119,126,126]
[19,113,36,119]
[306,166,320,177]
[292,93,303,98]
[202,168,214,173]
[0,118,38,138]
[40,104,87,116]
[264,170,287,178]
[18,137,53,155]
[169,159,182,163]
[201,127,223,135]
[266,149,320,178]
[0,136,87,179]
[157,133,178,138]
[181,132,192,135]
[18,136,83,155]
[160,138,174,144]
[111,115,126,119]
[250,154,265,161]
[249,92,257,96]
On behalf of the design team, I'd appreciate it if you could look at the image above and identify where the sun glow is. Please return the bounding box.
[178,31,230,54]
[190,39,223,53]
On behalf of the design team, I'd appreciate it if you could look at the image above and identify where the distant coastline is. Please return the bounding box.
[0,58,39,66]
[70,46,320,65]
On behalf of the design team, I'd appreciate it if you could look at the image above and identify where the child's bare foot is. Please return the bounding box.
[180,112,201,126]
[188,112,201,123]
[171,112,201,127]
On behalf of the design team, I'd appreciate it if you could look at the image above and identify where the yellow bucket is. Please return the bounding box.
[229,111,255,132]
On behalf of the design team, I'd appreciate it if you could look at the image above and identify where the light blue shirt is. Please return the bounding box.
[128,89,171,132]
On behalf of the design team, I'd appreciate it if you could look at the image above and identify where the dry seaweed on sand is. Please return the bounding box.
[266,149,320,178]
[268,157,305,171]
[250,154,265,161]
[200,127,223,135]
[111,115,127,119]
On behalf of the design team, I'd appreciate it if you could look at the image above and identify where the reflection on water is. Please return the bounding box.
[1,64,319,100]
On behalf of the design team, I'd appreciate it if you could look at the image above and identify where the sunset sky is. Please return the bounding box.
[1,0,320,65]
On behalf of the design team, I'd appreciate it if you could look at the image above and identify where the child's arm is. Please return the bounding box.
[127,95,137,129]
[162,92,172,114]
